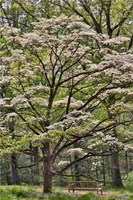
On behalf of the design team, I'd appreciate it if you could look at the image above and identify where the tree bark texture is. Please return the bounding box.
[74,142,80,181]
[11,153,20,185]
[111,150,123,187]
[42,142,52,193]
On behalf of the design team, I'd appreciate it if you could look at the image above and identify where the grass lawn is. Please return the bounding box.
[0,185,133,200]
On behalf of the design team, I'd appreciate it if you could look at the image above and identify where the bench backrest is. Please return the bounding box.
[68,181,98,189]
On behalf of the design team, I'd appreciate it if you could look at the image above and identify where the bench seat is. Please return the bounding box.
[68,181,103,194]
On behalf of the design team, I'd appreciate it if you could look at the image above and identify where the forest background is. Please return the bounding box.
[0,0,133,196]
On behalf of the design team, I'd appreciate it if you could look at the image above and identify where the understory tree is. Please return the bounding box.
[0,15,133,192]
[61,0,133,40]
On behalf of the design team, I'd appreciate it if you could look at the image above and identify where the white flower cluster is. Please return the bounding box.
[104,53,133,71]
[88,143,97,150]
[104,135,123,150]
[11,95,28,106]
[48,110,91,130]
[0,25,20,36]
[109,102,133,114]
[105,88,128,96]
[31,97,47,106]
[25,116,45,125]
[91,160,102,171]
[103,37,130,46]
[57,161,70,169]
[0,65,7,76]
[25,86,49,94]
[87,134,124,153]
[0,99,6,106]
[53,97,83,108]
[0,126,7,134]
[11,49,25,61]
[67,148,87,157]
[19,68,34,77]
[0,76,11,87]
[5,112,17,119]
[124,145,133,152]
[94,131,104,138]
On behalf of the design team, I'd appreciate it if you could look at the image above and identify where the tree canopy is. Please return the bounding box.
[0,0,133,193]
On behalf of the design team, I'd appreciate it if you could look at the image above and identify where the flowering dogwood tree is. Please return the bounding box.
[0,15,133,192]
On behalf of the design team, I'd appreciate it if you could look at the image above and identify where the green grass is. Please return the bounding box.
[0,185,133,200]
[0,185,41,199]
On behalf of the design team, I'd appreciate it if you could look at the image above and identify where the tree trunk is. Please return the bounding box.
[107,96,123,188]
[74,161,80,181]
[42,142,52,193]
[102,156,106,186]
[4,156,12,185]
[11,153,20,185]
[111,150,123,187]
[30,144,40,184]
[74,142,80,181]
[33,146,40,175]
[129,154,133,171]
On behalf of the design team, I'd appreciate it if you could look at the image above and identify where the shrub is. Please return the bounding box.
[77,192,96,200]
[127,195,133,200]
[10,186,32,197]
[124,172,133,192]
[0,194,18,200]
[0,185,36,198]
[48,193,76,200]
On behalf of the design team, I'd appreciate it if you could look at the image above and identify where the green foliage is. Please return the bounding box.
[127,195,133,200]
[0,0,133,194]
[77,192,96,200]
[124,172,133,192]
[0,185,34,198]
[48,193,75,200]
[48,193,133,200]
[0,194,18,200]
[0,186,133,200]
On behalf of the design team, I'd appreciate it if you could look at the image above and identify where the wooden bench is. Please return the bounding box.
[68,181,103,194]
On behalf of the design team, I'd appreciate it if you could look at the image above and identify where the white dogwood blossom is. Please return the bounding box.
[0,15,133,183]
[67,148,87,157]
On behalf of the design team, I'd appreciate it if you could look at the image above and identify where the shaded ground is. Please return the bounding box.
[35,185,133,200]
[0,185,133,200]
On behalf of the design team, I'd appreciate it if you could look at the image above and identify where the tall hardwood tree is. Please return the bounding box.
[57,0,133,187]
[0,15,133,192]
